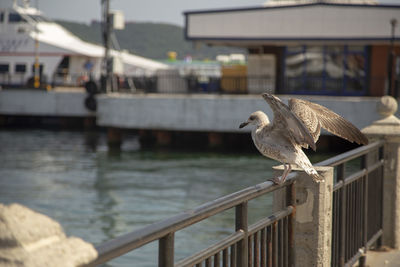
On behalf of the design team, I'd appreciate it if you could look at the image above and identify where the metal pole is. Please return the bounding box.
[235,202,248,267]
[33,30,40,88]
[388,19,397,97]
[33,0,40,88]
[102,0,112,93]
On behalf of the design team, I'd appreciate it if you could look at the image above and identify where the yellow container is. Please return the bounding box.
[221,65,247,93]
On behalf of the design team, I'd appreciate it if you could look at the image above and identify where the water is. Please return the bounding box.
[0,129,331,266]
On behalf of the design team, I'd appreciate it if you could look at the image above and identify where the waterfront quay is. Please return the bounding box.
[0,88,386,149]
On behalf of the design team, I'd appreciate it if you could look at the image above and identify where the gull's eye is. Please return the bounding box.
[249,115,256,121]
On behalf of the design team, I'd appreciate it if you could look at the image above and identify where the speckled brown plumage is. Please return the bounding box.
[288,98,369,146]
[239,93,368,184]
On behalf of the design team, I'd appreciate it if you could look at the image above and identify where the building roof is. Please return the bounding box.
[263,0,378,6]
[184,2,400,46]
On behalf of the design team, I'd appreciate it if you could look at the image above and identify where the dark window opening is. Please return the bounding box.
[56,56,70,76]
[15,64,26,73]
[9,13,26,23]
[283,45,368,96]
[0,64,10,73]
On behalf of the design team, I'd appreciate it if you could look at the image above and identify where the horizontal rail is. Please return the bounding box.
[316,140,385,167]
[91,178,295,265]
[344,230,383,267]
[175,230,245,266]
[332,159,383,191]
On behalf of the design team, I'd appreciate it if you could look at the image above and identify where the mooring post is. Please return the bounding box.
[273,165,334,267]
[362,95,400,249]
[107,127,122,150]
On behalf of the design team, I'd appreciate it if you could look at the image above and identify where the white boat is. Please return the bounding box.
[0,0,181,91]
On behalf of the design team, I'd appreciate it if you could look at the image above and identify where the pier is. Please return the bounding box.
[0,88,389,148]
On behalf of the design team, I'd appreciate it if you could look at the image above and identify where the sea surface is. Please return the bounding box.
[0,129,332,266]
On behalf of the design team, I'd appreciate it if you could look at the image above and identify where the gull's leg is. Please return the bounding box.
[269,163,288,185]
[280,164,292,183]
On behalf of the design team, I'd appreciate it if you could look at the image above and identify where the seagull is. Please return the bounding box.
[239,93,368,184]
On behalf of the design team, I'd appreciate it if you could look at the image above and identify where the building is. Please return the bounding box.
[184,0,400,96]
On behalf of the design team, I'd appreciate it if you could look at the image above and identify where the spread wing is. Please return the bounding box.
[289,98,368,145]
[262,93,316,151]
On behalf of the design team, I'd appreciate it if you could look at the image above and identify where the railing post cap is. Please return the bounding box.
[362,96,400,139]
[377,95,398,118]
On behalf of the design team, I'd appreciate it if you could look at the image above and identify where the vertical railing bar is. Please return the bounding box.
[254,231,260,267]
[261,228,266,267]
[352,180,357,257]
[205,257,211,267]
[248,234,253,267]
[236,202,248,267]
[358,179,362,250]
[334,190,340,267]
[278,220,283,267]
[283,217,288,267]
[331,192,335,267]
[223,248,228,267]
[339,163,346,267]
[348,181,352,260]
[286,182,296,267]
[272,221,277,267]
[360,154,368,267]
[358,179,362,248]
[347,180,352,261]
[231,244,237,267]
[214,252,221,267]
[195,263,201,267]
[267,226,272,267]
[378,144,385,248]
[353,180,357,255]
[158,232,174,267]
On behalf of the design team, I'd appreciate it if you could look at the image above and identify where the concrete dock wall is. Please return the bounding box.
[0,89,93,117]
[97,93,383,132]
[0,89,385,133]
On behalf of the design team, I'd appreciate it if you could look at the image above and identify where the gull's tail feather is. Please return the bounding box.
[296,157,324,183]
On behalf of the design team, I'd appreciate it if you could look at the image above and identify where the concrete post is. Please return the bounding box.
[273,165,334,267]
[362,95,400,249]
[0,203,97,267]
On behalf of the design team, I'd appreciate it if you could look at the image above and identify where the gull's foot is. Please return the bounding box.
[268,176,283,185]
[310,173,324,183]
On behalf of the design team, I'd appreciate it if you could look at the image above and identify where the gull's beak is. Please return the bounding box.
[239,121,249,129]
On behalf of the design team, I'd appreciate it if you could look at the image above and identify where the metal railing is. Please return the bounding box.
[317,140,385,267]
[87,178,296,267]
[86,140,385,267]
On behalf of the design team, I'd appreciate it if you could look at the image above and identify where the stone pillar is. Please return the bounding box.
[362,95,400,249]
[273,165,334,267]
[0,203,97,267]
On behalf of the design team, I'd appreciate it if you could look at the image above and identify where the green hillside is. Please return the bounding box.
[57,20,245,60]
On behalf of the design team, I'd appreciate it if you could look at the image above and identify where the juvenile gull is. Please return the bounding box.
[239,93,368,184]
